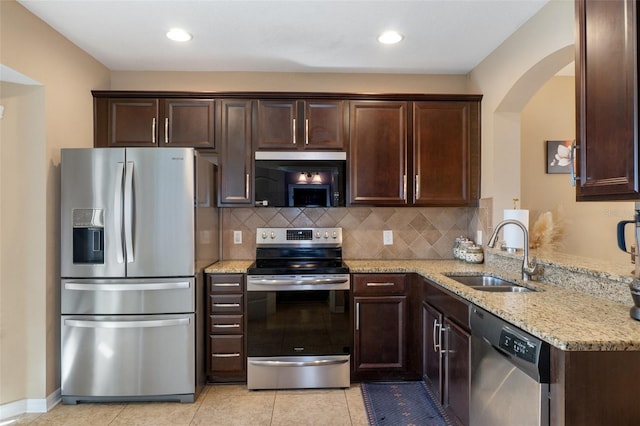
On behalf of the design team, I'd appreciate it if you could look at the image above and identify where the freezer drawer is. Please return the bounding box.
[61,277,195,315]
[61,314,195,403]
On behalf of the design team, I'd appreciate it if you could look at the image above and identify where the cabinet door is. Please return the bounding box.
[576,0,640,200]
[414,101,478,205]
[161,99,215,148]
[218,100,253,205]
[107,99,159,147]
[354,295,406,372]
[422,302,444,402]
[303,100,346,150]
[256,100,297,149]
[444,318,470,426]
[349,101,408,205]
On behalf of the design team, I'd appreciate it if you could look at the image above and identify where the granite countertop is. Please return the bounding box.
[205,257,640,351]
[205,260,254,274]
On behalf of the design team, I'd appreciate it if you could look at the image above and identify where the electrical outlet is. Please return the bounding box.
[233,230,242,244]
[383,230,393,245]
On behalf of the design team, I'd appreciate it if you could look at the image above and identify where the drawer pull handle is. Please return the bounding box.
[249,358,348,367]
[213,303,241,308]
[212,353,241,358]
[213,324,240,328]
[366,282,395,287]
[212,283,240,287]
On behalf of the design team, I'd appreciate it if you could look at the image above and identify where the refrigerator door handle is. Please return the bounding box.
[64,317,190,329]
[124,161,135,263]
[64,281,191,291]
[115,162,125,264]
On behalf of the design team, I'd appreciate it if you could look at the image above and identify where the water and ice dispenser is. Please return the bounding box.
[72,209,104,264]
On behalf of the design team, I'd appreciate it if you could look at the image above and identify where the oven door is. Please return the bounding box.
[246,274,351,389]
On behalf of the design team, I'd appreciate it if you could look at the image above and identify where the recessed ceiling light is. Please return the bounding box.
[378,31,403,45]
[166,28,193,42]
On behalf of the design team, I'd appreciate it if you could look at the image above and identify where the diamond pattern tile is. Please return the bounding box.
[220,202,493,261]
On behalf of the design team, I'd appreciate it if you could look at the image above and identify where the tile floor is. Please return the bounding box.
[4,384,369,425]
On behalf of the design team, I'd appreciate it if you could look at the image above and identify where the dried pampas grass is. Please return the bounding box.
[529,207,565,252]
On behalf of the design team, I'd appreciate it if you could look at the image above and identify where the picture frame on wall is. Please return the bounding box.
[546,140,572,174]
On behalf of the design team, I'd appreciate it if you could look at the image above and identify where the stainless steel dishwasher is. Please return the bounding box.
[470,306,550,426]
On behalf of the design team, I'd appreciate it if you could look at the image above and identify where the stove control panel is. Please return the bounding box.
[256,227,342,246]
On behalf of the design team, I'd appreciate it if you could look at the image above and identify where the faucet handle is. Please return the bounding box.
[525,256,544,281]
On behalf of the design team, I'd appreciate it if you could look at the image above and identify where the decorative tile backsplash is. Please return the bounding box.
[220,201,493,260]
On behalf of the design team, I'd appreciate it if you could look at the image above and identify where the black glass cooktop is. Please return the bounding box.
[247,259,349,275]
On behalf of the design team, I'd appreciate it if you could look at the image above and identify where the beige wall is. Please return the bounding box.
[469,0,574,226]
[470,0,633,266]
[0,0,109,408]
[521,76,635,263]
[0,81,46,406]
[110,71,471,93]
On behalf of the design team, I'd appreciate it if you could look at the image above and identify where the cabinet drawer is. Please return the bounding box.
[210,314,244,334]
[210,294,243,313]
[423,279,469,329]
[353,274,406,295]
[210,335,244,372]
[209,274,244,293]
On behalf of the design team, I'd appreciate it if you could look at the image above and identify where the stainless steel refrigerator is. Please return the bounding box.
[60,147,217,404]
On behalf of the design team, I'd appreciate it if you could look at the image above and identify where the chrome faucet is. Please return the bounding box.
[487,219,544,281]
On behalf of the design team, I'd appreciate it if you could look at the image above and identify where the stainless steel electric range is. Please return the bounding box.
[246,227,350,390]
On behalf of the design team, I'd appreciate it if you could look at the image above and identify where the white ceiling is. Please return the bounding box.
[18,0,550,74]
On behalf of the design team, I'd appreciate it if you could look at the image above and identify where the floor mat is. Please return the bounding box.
[360,381,456,426]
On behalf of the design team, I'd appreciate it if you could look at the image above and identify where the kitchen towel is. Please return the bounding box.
[503,209,529,250]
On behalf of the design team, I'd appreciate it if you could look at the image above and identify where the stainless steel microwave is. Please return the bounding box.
[254,152,346,207]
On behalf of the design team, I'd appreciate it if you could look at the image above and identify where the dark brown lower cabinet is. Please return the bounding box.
[352,273,420,381]
[206,274,246,382]
[551,348,640,424]
[354,295,407,373]
[445,319,470,426]
[422,301,444,401]
[422,278,470,426]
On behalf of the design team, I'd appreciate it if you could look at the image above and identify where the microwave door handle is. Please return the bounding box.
[114,162,125,264]
[124,161,134,263]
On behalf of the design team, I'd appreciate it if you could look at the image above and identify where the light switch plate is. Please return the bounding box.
[383,230,393,245]
[233,230,242,244]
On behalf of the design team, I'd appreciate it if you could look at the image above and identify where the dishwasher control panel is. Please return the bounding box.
[499,329,538,363]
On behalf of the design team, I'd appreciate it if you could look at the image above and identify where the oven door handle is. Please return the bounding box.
[248,278,349,286]
[249,358,349,367]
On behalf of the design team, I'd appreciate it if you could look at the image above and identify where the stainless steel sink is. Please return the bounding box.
[471,285,533,293]
[445,274,535,293]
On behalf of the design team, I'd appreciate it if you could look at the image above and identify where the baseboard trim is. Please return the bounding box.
[0,388,61,421]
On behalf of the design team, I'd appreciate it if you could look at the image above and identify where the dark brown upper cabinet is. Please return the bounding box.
[255,100,346,150]
[217,99,253,206]
[575,0,639,200]
[93,96,215,149]
[349,101,408,205]
[413,101,480,206]
[349,99,480,206]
